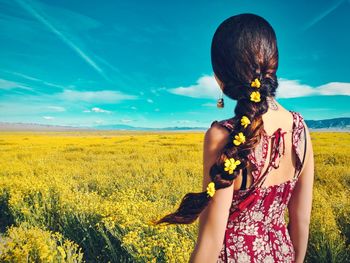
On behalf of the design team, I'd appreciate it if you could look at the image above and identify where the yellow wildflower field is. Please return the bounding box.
[0,131,349,262]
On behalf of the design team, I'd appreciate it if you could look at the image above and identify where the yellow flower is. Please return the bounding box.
[240,116,251,128]
[206,182,215,197]
[233,132,246,146]
[58,246,66,259]
[250,91,261,102]
[224,158,241,174]
[251,78,261,88]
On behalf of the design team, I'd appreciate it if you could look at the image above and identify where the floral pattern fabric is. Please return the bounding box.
[211,111,306,263]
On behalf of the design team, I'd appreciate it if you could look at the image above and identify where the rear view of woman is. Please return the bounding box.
[155,13,314,263]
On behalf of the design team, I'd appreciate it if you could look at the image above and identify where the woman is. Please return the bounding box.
[154,13,314,263]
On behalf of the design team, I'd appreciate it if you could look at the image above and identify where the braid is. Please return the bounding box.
[153,13,279,225]
[207,76,272,191]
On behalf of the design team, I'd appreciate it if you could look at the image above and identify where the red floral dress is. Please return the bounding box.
[211,110,306,263]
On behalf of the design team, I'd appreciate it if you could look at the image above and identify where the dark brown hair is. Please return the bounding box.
[153,13,279,225]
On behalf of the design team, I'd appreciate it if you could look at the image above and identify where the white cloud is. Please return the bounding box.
[154,108,160,112]
[43,116,54,120]
[130,106,137,110]
[91,107,110,113]
[147,99,154,103]
[82,107,111,113]
[167,75,220,99]
[276,79,315,98]
[313,82,350,95]
[167,75,350,99]
[277,79,350,98]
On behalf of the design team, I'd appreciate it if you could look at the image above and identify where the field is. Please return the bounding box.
[0,131,349,262]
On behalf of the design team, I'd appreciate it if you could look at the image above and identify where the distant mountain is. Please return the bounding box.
[0,117,349,131]
[0,122,93,131]
[305,117,350,130]
[93,123,206,131]
[0,122,206,131]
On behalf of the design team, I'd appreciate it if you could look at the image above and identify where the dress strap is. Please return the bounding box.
[291,112,307,179]
[294,124,307,179]
[240,167,248,190]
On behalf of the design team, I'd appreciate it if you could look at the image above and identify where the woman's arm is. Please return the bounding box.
[189,124,235,263]
[287,122,314,263]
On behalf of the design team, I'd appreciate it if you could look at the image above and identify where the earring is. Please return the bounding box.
[217,90,224,108]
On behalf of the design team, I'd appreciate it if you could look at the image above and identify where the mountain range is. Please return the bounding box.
[0,117,349,131]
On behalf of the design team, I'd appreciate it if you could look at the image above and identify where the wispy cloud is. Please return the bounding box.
[0,89,138,117]
[14,0,109,81]
[0,78,34,91]
[43,116,54,120]
[60,89,138,103]
[303,0,346,31]
[167,75,350,99]
[2,70,64,90]
[0,76,59,97]
[91,107,111,113]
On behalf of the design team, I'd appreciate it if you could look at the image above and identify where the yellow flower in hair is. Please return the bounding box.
[250,91,261,102]
[224,157,241,174]
[251,78,261,88]
[206,182,216,197]
[233,132,246,146]
[240,116,251,128]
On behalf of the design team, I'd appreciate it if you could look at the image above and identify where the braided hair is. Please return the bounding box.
[154,13,279,225]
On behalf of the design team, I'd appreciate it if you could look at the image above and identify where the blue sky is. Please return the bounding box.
[0,0,349,128]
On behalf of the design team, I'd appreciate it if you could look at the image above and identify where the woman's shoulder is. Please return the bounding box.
[210,117,235,133]
[204,121,232,153]
[205,118,235,148]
